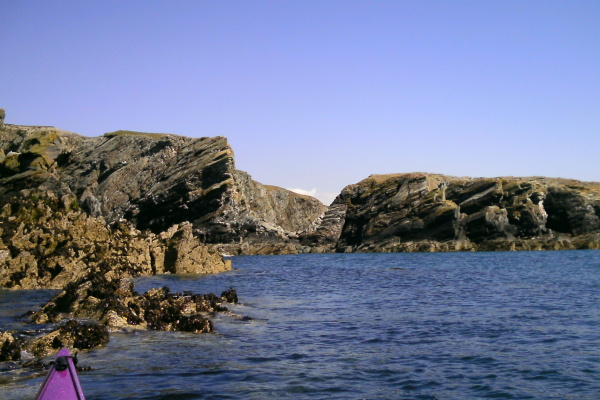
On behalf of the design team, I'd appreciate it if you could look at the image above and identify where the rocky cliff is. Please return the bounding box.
[0,125,326,258]
[1,123,326,361]
[315,173,600,253]
[3,123,599,265]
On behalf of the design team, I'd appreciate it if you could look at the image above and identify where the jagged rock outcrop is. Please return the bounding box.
[0,189,231,289]
[0,125,326,255]
[29,273,236,331]
[0,276,240,359]
[322,173,600,252]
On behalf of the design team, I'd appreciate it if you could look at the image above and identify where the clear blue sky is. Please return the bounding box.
[2,1,599,204]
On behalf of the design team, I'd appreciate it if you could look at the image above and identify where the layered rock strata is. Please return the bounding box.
[0,125,326,255]
[2,124,599,262]
[322,173,600,253]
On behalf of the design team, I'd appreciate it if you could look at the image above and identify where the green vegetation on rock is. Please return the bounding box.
[104,130,170,139]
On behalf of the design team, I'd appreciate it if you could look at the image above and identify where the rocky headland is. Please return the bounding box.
[4,123,598,259]
[0,124,326,255]
[313,173,600,253]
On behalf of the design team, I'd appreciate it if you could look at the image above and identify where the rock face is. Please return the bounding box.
[0,124,248,365]
[2,123,599,262]
[0,189,231,289]
[0,126,326,255]
[320,173,600,252]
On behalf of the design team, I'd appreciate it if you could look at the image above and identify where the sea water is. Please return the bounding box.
[1,250,600,399]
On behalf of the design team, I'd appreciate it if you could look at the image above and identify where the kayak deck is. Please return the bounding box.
[35,348,85,400]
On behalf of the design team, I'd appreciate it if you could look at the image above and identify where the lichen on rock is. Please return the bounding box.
[328,173,600,252]
[0,189,231,290]
[0,124,326,256]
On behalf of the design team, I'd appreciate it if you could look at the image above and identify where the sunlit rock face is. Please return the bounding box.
[0,189,232,290]
[0,125,326,260]
[322,173,600,252]
[2,124,598,261]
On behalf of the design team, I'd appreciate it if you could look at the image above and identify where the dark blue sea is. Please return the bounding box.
[2,250,600,399]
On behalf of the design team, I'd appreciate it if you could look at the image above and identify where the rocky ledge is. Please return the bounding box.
[0,272,240,361]
[311,173,600,252]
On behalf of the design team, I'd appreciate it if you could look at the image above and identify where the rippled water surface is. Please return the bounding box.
[2,250,600,399]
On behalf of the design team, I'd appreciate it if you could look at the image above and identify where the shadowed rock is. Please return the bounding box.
[0,331,22,361]
[220,287,238,304]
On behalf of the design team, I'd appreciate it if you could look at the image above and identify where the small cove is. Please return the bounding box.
[1,250,600,399]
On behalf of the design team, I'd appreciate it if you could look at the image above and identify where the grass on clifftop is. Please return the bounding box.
[105,130,170,139]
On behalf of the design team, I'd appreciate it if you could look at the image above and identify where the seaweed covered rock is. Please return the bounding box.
[220,287,238,304]
[0,190,231,290]
[27,320,109,358]
[6,280,242,362]
[30,274,135,324]
[141,287,220,332]
[31,273,236,335]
